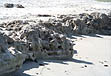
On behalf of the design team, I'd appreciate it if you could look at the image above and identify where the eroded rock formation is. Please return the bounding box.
[0,33,25,75]
[0,12,111,75]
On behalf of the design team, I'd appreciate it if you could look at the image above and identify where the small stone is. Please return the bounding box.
[36,73,39,75]
[104,61,107,62]
[39,63,45,66]
[47,68,51,70]
[84,65,87,67]
[104,64,109,67]
[15,4,24,8]
[4,3,14,8]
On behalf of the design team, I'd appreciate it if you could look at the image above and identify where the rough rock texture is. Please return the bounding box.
[0,33,25,75]
[0,19,74,75]
[0,20,74,60]
[52,12,111,35]
[0,12,111,75]
[34,12,111,35]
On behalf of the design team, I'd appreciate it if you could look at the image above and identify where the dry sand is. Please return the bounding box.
[13,35,111,76]
[0,0,111,21]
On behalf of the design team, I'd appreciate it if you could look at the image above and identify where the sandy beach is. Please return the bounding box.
[0,0,111,21]
[0,0,111,76]
[12,35,111,76]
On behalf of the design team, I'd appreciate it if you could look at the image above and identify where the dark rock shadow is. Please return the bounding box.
[74,50,78,54]
[38,57,93,65]
[86,34,103,38]
[13,61,39,76]
[69,58,93,64]
[69,34,103,40]
[12,57,93,76]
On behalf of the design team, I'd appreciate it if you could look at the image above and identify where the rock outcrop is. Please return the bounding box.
[52,12,111,35]
[0,20,74,75]
[15,4,24,8]
[0,12,111,75]
[0,33,25,75]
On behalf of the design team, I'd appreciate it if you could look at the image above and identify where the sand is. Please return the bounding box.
[0,0,111,76]
[0,0,111,21]
[13,35,111,76]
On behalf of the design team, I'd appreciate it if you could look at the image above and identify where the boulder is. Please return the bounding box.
[0,33,25,75]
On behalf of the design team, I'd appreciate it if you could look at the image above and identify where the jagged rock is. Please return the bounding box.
[0,33,25,75]
[70,12,111,34]
[0,12,111,75]
[18,22,74,59]
[0,20,74,60]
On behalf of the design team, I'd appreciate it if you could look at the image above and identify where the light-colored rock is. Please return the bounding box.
[0,12,111,75]
[0,33,25,75]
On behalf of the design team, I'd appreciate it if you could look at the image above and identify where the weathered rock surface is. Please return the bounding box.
[0,19,74,75]
[0,12,111,75]
[54,12,111,35]
[0,33,25,75]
